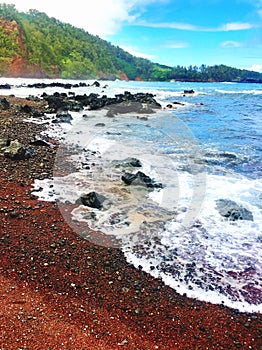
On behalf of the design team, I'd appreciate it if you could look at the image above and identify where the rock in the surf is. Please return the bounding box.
[122,171,162,189]
[77,191,107,209]
[215,199,253,221]
[183,89,195,94]
[113,157,142,168]
[0,83,11,89]
[53,110,73,123]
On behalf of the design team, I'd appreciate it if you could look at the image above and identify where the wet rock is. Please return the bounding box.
[77,191,107,209]
[52,111,73,124]
[105,92,161,115]
[121,171,162,189]
[70,102,83,112]
[91,81,100,87]
[219,152,237,159]
[26,82,88,89]
[42,92,82,112]
[215,199,253,221]
[113,157,142,168]
[3,140,35,160]
[43,90,161,114]
[89,96,108,110]
[257,235,262,243]
[0,97,10,110]
[20,104,33,113]
[183,89,195,94]
[123,158,142,168]
[0,83,11,89]
[30,139,51,147]
[137,116,148,121]
[95,123,106,127]
[173,101,185,105]
[106,131,122,135]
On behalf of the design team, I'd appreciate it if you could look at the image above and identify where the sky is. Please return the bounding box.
[1,0,262,72]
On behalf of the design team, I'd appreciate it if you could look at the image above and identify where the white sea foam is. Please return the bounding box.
[122,172,262,313]
[32,178,57,201]
[124,249,261,313]
[0,77,106,97]
[32,148,262,313]
[215,88,262,95]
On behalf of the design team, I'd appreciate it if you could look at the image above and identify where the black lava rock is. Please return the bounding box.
[122,171,162,189]
[77,192,107,209]
[215,199,253,221]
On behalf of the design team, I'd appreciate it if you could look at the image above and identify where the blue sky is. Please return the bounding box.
[2,0,262,71]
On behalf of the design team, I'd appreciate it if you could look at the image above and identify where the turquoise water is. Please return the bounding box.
[109,80,262,178]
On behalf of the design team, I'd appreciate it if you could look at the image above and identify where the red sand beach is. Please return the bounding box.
[0,96,261,349]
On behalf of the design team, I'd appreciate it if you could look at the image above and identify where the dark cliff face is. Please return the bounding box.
[4,56,48,78]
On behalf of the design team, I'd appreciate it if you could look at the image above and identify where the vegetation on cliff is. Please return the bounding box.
[1,3,262,82]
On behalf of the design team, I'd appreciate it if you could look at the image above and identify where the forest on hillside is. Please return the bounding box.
[1,3,262,82]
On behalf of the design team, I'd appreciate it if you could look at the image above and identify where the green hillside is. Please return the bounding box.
[1,3,262,82]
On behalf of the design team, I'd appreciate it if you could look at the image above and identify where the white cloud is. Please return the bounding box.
[165,42,189,49]
[247,0,262,18]
[220,22,254,31]
[120,45,156,59]
[246,64,262,72]
[138,21,199,31]
[2,1,257,36]
[2,0,132,36]
[138,20,255,32]
[220,41,242,48]
[1,0,165,37]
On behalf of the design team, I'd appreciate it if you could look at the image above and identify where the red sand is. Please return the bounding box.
[0,175,261,350]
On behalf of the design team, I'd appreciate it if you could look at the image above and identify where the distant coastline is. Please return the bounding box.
[1,4,262,82]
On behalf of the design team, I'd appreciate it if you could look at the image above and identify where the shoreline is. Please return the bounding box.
[0,95,261,349]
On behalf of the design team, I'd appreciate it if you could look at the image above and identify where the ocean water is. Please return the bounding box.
[1,78,261,313]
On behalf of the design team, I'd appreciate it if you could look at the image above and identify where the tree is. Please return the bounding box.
[1,6,262,81]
